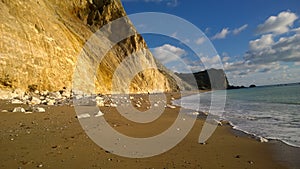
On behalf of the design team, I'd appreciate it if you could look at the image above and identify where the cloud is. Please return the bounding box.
[292,27,300,33]
[212,28,230,40]
[233,24,248,35]
[246,33,300,64]
[152,44,186,64]
[222,56,230,62]
[224,60,281,76]
[249,34,274,51]
[195,37,206,45]
[200,55,223,69]
[256,11,298,35]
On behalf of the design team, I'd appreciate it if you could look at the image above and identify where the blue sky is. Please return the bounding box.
[121,0,300,86]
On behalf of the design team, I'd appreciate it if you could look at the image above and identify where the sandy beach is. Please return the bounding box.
[0,93,299,169]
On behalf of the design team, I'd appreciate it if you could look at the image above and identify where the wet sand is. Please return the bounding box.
[0,93,297,169]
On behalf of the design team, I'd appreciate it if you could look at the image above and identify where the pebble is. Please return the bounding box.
[47,100,55,106]
[166,104,176,109]
[95,111,104,117]
[13,107,26,113]
[31,97,41,105]
[191,112,200,116]
[1,110,8,113]
[33,107,46,113]
[214,119,223,126]
[77,113,91,119]
[259,136,268,143]
[135,104,141,108]
[110,103,117,107]
[11,99,23,104]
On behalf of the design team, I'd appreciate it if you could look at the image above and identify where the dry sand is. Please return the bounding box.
[0,93,298,169]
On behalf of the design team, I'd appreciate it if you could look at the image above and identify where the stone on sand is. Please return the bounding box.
[33,107,46,113]
[12,107,26,113]
[11,99,23,104]
[166,104,176,109]
[77,113,91,119]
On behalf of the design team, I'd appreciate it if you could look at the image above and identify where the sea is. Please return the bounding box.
[173,83,300,147]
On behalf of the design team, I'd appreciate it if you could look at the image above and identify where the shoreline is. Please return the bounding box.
[0,92,298,168]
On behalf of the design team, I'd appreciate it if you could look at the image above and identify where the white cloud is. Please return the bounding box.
[292,27,300,33]
[233,24,248,35]
[222,56,230,62]
[246,33,300,64]
[224,11,300,86]
[256,11,298,35]
[249,34,274,51]
[200,55,223,69]
[224,60,281,76]
[195,37,206,45]
[152,44,186,64]
[212,28,230,40]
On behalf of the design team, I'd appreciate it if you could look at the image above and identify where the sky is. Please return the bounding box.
[121,0,300,86]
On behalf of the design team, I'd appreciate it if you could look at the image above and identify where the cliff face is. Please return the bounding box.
[0,0,178,93]
[175,69,229,90]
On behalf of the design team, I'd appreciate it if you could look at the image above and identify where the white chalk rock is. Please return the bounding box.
[12,89,25,99]
[11,99,23,104]
[166,104,176,109]
[259,136,268,143]
[135,103,141,108]
[47,99,56,105]
[77,113,91,119]
[97,101,105,107]
[214,119,223,126]
[96,96,104,101]
[13,107,26,113]
[95,111,104,117]
[153,103,159,107]
[30,97,41,105]
[96,96,105,106]
[62,91,71,98]
[33,107,46,113]
[110,103,117,107]
[191,112,200,116]
[40,90,49,96]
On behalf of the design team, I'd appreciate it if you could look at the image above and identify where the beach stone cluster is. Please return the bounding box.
[3,88,73,106]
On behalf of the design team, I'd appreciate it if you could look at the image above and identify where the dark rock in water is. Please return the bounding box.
[249,84,256,88]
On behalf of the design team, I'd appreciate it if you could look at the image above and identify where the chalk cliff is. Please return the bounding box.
[0,0,179,93]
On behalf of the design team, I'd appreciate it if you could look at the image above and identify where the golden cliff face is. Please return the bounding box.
[0,0,178,93]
